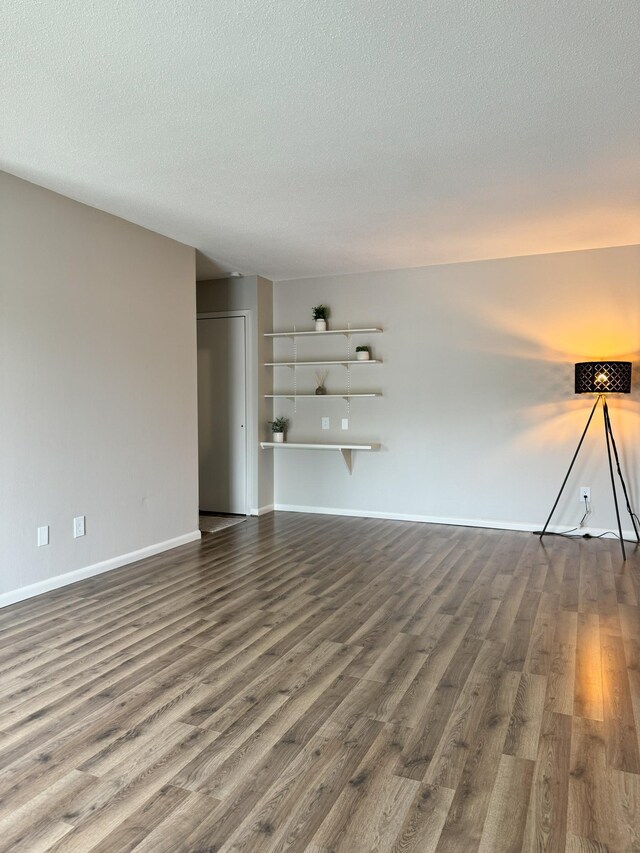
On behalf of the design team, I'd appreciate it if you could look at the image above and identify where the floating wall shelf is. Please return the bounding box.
[260,441,380,474]
[265,359,382,367]
[266,320,384,454]
[264,393,381,400]
[264,328,382,338]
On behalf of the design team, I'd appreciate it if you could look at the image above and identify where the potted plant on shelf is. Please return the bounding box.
[315,370,329,395]
[312,304,329,332]
[356,345,371,361]
[269,416,289,443]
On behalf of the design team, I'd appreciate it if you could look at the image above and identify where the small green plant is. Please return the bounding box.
[270,417,289,433]
[312,304,329,321]
[355,345,370,353]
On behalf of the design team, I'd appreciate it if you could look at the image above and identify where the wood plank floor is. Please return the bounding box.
[1,513,639,852]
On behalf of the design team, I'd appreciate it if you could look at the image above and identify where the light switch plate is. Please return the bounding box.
[37,525,49,547]
[341,418,349,430]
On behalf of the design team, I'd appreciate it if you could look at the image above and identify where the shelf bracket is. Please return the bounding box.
[340,448,354,474]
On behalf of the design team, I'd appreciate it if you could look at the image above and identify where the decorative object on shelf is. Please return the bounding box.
[355,345,371,361]
[269,416,290,443]
[315,370,329,395]
[312,304,329,332]
[539,361,638,560]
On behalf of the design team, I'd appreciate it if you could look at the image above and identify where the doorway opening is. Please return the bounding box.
[197,313,248,516]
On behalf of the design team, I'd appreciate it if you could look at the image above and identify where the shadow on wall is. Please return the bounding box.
[448,291,640,508]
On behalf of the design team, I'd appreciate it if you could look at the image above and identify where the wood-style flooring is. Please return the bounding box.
[0,513,639,852]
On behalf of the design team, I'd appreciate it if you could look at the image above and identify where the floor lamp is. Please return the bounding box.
[539,361,639,559]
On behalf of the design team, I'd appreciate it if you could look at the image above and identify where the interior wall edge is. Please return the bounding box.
[272,504,638,540]
[0,530,201,611]
[249,505,275,516]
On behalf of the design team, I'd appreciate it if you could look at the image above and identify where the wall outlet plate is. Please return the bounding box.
[37,525,49,547]
[579,486,591,502]
[341,418,349,430]
[321,417,330,430]
[73,516,86,538]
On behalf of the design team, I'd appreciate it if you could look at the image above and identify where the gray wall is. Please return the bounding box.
[273,245,640,534]
[0,172,199,605]
[197,275,274,512]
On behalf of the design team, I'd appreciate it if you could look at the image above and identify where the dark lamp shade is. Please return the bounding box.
[575,361,632,394]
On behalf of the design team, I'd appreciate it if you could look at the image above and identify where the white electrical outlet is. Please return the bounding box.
[73,515,86,538]
[37,525,49,547]
[341,418,349,430]
[321,417,330,430]
[579,487,591,502]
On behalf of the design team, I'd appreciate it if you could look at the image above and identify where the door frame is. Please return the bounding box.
[196,310,252,516]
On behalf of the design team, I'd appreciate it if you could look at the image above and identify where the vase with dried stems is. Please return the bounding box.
[315,370,328,395]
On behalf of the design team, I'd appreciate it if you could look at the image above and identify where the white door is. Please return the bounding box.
[197,316,247,514]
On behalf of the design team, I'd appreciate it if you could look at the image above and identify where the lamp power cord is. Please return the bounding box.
[533,496,639,542]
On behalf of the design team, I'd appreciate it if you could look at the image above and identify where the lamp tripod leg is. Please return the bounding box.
[539,395,601,541]
[603,399,626,560]
[603,399,640,544]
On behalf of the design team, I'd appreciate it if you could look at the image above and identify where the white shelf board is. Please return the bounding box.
[265,328,382,338]
[264,359,382,367]
[264,393,381,399]
[259,440,380,473]
[260,442,380,450]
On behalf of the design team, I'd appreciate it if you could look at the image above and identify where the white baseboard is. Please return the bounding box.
[0,530,202,610]
[250,505,274,516]
[273,504,638,540]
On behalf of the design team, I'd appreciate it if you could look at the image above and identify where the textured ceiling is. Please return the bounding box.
[2,1,638,281]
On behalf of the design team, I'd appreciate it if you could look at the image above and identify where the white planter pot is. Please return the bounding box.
[272,432,284,443]
[314,319,327,332]
[356,351,370,360]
